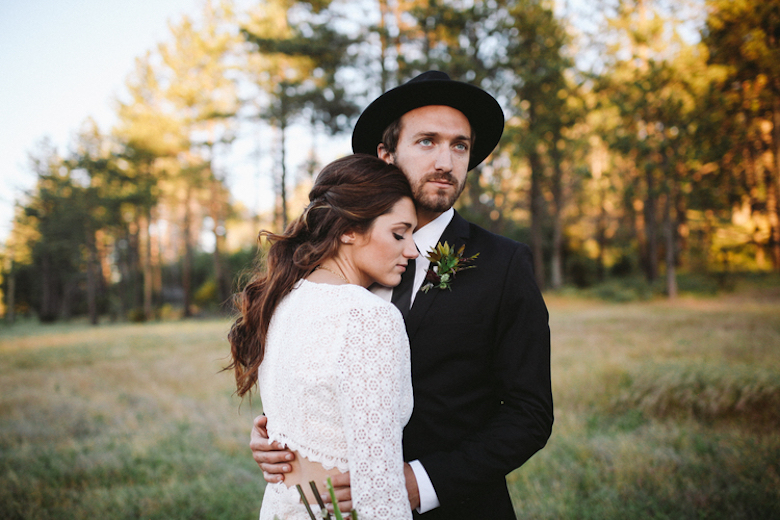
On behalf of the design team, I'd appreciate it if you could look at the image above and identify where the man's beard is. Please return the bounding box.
[412,172,465,213]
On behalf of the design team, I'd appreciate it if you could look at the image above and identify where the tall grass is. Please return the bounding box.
[0,319,263,520]
[1,290,779,519]
[508,293,780,519]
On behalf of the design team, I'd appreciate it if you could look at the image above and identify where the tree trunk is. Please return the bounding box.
[378,0,390,93]
[644,164,659,282]
[213,222,227,306]
[5,262,15,324]
[529,150,546,290]
[549,147,564,289]
[210,176,229,307]
[116,232,129,320]
[182,185,194,318]
[150,209,162,312]
[596,187,607,282]
[59,277,78,321]
[279,98,289,231]
[664,192,678,299]
[771,94,780,270]
[86,232,99,325]
[141,209,153,320]
[40,255,59,322]
[128,223,143,312]
[767,169,780,270]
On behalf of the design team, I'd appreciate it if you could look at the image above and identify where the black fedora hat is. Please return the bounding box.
[351,71,504,171]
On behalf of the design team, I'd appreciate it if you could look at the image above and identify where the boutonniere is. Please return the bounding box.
[420,241,479,293]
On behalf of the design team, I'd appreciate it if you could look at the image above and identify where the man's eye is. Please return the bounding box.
[455,142,469,151]
[420,138,432,146]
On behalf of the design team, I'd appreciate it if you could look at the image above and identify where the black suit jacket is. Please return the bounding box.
[403,212,553,519]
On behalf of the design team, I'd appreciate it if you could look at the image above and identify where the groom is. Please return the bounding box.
[251,71,553,519]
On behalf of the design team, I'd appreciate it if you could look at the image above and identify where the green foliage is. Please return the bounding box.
[566,277,657,302]
[194,279,218,307]
[701,0,780,270]
[14,140,98,321]
[554,271,780,302]
[419,241,478,293]
[241,11,360,134]
[127,307,147,323]
[6,0,780,326]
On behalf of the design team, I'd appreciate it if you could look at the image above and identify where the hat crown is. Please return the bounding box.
[408,70,451,84]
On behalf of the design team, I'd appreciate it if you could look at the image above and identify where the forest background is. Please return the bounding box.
[2,0,780,324]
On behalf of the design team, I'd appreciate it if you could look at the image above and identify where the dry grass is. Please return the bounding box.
[0,319,263,520]
[508,293,780,519]
[1,290,779,519]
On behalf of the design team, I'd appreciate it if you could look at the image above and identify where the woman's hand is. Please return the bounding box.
[249,414,295,483]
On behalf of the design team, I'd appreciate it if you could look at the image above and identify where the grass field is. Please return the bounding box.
[1,289,779,519]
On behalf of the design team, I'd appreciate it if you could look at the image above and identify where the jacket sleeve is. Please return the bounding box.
[419,243,553,506]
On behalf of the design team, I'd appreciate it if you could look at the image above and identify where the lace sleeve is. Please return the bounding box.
[336,303,413,520]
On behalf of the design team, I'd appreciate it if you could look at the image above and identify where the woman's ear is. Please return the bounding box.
[340,231,356,245]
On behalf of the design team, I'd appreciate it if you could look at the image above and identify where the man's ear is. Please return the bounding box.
[377,144,394,164]
[340,230,356,244]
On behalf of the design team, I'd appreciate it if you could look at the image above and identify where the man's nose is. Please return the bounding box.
[434,145,453,171]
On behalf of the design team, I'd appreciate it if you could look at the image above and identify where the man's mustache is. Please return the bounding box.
[421,172,458,186]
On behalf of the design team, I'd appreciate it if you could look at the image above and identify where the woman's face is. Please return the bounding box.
[350,197,418,288]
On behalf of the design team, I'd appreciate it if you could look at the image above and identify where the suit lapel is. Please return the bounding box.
[405,212,471,341]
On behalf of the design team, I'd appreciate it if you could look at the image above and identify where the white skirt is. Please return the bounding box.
[259,481,325,520]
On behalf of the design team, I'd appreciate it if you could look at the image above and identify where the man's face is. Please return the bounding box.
[379,105,472,219]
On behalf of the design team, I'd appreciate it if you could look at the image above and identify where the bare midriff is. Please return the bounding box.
[283,450,346,504]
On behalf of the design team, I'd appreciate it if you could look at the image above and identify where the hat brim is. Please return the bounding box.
[351,76,504,171]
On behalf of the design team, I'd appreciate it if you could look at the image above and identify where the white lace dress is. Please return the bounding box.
[258,279,413,520]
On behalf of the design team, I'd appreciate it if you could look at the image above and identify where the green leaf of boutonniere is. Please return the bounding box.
[420,241,479,293]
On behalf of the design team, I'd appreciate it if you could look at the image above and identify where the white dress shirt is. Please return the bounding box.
[371,207,454,513]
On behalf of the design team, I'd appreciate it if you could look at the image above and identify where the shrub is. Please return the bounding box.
[606,362,780,427]
[127,307,146,323]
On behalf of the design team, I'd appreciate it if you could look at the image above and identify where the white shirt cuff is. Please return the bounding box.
[409,459,440,513]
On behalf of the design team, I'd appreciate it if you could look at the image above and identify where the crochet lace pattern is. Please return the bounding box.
[258,280,413,520]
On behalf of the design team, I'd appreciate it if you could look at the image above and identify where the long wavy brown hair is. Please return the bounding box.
[226,154,414,398]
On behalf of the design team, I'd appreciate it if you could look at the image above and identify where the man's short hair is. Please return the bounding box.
[380,118,403,155]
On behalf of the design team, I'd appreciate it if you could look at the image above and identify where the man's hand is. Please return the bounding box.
[321,472,352,513]
[320,464,420,513]
[404,462,420,510]
[249,414,294,483]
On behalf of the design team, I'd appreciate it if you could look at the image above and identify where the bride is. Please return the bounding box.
[227,154,418,519]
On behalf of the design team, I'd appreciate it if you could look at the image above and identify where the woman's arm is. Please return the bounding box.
[336,304,413,519]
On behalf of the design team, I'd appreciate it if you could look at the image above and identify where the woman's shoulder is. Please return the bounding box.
[348,284,403,316]
[296,279,402,317]
[342,284,405,326]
